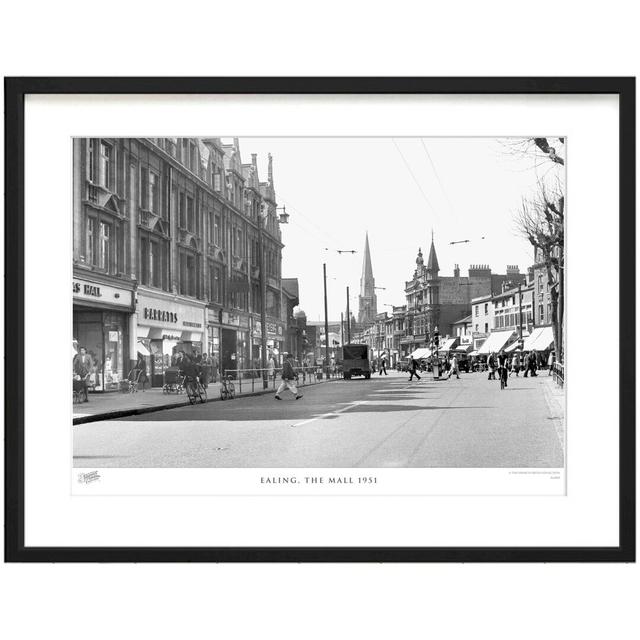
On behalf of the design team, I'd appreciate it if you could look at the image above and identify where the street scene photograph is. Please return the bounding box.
[72,136,566,470]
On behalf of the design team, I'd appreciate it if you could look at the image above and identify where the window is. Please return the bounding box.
[149,171,158,213]
[179,193,186,229]
[182,139,190,168]
[88,140,96,182]
[86,218,95,264]
[99,221,111,270]
[190,143,197,172]
[210,265,222,303]
[214,171,221,192]
[548,303,552,320]
[179,250,199,298]
[140,234,168,290]
[100,142,112,188]
[484,303,488,314]
[475,324,479,332]
[474,306,479,317]
[186,196,194,231]
[214,215,221,246]
[484,322,488,333]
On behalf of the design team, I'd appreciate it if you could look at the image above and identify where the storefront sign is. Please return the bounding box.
[73,277,133,308]
[253,320,285,339]
[221,311,240,326]
[137,293,205,331]
[143,307,179,323]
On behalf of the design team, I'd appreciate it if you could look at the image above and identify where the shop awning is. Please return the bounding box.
[181,331,203,343]
[505,341,521,353]
[137,326,151,339]
[477,329,516,355]
[468,350,479,357]
[136,342,151,357]
[524,326,554,351]
[454,344,473,354]
[437,338,458,353]
[409,347,431,359]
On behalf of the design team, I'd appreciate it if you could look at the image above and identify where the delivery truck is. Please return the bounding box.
[342,344,371,380]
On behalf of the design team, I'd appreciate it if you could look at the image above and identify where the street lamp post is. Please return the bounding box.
[259,215,268,389]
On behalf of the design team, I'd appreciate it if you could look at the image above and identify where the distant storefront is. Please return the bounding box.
[73,273,135,392]
[136,290,206,387]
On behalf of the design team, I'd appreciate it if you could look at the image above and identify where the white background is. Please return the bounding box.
[1,2,638,639]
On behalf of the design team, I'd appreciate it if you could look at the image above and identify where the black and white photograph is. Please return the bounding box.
[71,135,566,478]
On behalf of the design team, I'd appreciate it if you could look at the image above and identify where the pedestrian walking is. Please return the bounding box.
[487,352,496,380]
[548,350,555,376]
[275,353,303,400]
[202,352,212,388]
[530,349,538,376]
[136,352,148,390]
[379,355,388,375]
[497,350,508,388]
[408,356,421,381]
[447,354,460,379]
[267,353,276,381]
[511,351,520,377]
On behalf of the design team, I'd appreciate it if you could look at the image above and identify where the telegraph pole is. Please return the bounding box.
[341,312,344,346]
[323,263,330,377]
[346,286,351,344]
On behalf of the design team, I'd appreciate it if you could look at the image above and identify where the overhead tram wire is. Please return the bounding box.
[392,138,439,221]
[276,194,344,248]
[420,138,456,219]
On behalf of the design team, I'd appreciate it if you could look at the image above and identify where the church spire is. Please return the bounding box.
[358,232,377,324]
[426,234,439,274]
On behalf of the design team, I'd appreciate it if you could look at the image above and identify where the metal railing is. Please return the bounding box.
[553,362,564,387]
[222,366,341,394]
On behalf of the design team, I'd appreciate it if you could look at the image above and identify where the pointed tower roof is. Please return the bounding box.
[426,236,439,273]
[362,232,374,284]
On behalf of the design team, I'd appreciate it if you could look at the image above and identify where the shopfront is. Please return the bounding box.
[73,274,135,392]
[251,318,286,365]
[136,291,206,387]
[209,310,251,379]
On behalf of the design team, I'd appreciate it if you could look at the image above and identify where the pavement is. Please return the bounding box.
[74,369,566,468]
[73,372,339,424]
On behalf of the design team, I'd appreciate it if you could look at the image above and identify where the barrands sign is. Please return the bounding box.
[143,308,178,323]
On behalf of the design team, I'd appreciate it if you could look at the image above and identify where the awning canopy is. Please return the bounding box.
[468,350,479,357]
[505,341,521,353]
[437,338,458,352]
[409,347,431,359]
[477,329,516,355]
[454,344,473,354]
[136,342,151,357]
[524,326,554,351]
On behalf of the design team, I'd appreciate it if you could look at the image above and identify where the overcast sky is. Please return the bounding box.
[237,137,564,322]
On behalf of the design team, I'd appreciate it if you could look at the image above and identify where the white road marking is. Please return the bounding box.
[291,401,364,428]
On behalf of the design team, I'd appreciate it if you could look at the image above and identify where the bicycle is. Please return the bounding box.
[184,375,207,404]
[220,375,235,401]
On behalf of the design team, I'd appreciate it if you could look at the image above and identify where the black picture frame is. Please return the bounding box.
[4,77,635,563]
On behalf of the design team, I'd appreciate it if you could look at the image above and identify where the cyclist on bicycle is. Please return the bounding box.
[497,350,509,388]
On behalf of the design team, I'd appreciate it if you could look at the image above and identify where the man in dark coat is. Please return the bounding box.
[275,353,303,400]
[408,357,421,381]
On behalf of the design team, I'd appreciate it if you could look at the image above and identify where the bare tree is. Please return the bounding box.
[514,180,564,360]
